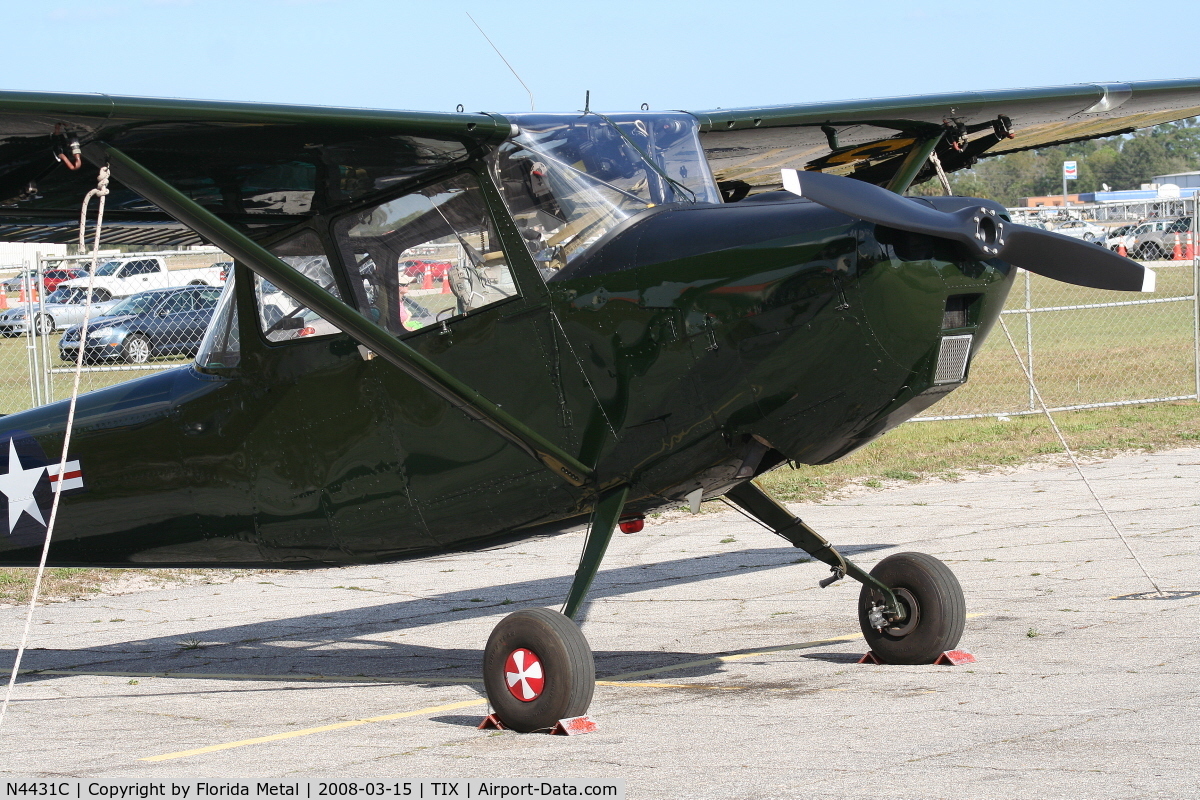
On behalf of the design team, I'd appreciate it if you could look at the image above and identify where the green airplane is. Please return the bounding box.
[0,79,1185,731]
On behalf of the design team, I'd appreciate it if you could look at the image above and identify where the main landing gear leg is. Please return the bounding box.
[724,481,965,664]
[481,486,628,731]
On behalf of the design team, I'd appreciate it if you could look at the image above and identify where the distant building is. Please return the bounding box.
[0,241,69,270]
[1019,194,1085,207]
[1020,171,1200,206]
[1152,171,1200,189]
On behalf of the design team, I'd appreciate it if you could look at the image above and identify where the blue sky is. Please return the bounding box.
[5,0,1195,114]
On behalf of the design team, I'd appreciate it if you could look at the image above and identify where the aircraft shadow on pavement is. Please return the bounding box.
[5,544,892,685]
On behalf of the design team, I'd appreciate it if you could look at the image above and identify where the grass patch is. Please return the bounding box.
[758,401,1200,503]
[926,266,1197,418]
[0,335,190,415]
[0,567,257,606]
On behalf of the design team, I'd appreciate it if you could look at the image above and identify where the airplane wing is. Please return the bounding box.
[688,79,1200,194]
[0,91,511,245]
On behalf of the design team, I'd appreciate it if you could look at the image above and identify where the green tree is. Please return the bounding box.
[911,117,1200,204]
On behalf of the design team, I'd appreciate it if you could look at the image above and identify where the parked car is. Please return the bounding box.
[58,285,223,364]
[1,267,89,295]
[1101,224,1138,252]
[1129,216,1192,260]
[58,256,224,301]
[42,267,88,292]
[1051,219,1106,243]
[1,270,39,294]
[0,286,117,336]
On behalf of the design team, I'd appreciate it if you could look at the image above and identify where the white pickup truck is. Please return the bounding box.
[60,256,224,301]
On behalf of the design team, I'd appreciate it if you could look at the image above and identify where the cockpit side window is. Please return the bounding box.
[332,172,517,337]
[255,229,344,342]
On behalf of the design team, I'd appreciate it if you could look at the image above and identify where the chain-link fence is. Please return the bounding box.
[917,197,1200,420]
[0,249,229,414]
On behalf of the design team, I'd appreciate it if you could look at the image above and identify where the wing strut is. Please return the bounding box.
[93,143,593,488]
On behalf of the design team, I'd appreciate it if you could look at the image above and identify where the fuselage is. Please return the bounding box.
[0,118,1015,567]
[0,194,1014,567]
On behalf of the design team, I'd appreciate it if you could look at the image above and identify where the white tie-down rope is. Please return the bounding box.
[998,315,1163,596]
[1,165,110,730]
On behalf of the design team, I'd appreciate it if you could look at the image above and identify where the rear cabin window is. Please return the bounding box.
[256,229,344,342]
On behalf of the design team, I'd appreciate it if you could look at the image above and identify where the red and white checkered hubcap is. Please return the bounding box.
[504,647,545,702]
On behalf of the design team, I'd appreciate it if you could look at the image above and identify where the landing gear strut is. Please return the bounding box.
[481,486,628,730]
[725,481,965,663]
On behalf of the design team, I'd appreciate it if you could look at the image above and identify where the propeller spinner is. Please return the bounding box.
[781,169,1155,293]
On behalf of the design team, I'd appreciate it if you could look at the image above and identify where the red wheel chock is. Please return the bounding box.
[933,649,976,665]
[549,715,598,736]
[857,650,976,665]
[477,714,598,735]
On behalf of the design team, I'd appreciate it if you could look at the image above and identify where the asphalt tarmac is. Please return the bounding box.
[2,448,1198,799]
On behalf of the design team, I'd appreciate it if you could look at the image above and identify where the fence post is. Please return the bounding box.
[36,251,52,404]
[1193,196,1199,403]
[21,262,39,407]
[1024,268,1035,411]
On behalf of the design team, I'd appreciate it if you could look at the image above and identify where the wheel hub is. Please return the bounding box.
[882,587,920,636]
[504,647,545,702]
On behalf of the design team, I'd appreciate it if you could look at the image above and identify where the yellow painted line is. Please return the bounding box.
[25,669,483,684]
[141,698,488,762]
[139,613,987,762]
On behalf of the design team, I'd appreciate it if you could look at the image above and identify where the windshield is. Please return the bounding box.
[490,112,719,277]
[195,274,240,369]
[47,286,105,305]
[104,293,163,317]
[94,260,123,277]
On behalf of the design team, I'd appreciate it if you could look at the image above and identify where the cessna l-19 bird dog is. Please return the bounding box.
[0,79,1187,730]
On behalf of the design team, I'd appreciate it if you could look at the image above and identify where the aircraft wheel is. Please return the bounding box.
[857,552,965,664]
[482,608,594,732]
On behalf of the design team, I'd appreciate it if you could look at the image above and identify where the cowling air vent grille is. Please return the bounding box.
[933,334,973,384]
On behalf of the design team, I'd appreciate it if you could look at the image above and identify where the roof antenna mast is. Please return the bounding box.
[466,13,535,112]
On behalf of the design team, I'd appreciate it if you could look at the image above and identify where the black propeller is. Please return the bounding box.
[781,169,1155,293]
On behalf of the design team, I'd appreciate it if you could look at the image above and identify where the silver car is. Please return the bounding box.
[1051,219,1106,243]
[0,286,116,336]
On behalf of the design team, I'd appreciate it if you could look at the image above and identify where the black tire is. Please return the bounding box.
[482,608,594,732]
[122,334,151,364]
[858,552,965,665]
[1138,243,1163,261]
[93,288,112,302]
[33,314,54,336]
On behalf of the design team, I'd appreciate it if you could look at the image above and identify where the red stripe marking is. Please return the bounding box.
[49,470,82,482]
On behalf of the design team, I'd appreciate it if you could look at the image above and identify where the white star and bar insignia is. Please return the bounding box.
[0,432,87,545]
